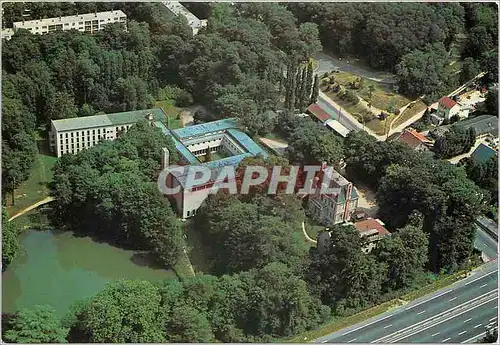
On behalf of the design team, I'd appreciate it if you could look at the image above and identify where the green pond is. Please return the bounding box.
[2,230,176,317]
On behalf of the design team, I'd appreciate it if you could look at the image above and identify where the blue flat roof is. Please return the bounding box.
[154,121,199,164]
[471,143,496,163]
[172,118,240,139]
[226,128,268,158]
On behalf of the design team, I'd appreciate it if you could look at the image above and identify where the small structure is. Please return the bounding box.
[308,167,359,226]
[395,129,433,151]
[454,115,499,139]
[325,119,350,138]
[162,1,207,35]
[307,103,330,123]
[471,143,497,164]
[353,218,391,253]
[436,96,460,121]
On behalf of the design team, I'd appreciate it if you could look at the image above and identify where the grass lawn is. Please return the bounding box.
[263,131,289,144]
[304,217,326,241]
[155,100,183,129]
[392,100,428,129]
[6,148,57,217]
[326,72,412,111]
[324,90,390,135]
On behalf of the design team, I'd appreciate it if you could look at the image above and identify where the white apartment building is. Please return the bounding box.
[49,109,165,157]
[162,1,207,35]
[4,10,126,39]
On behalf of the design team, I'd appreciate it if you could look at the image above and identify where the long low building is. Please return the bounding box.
[2,10,127,40]
[49,109,164,157]
[50,110,268,218]
[162,1,207,35]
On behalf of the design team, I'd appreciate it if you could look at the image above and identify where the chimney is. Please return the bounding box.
[162,148,170,170]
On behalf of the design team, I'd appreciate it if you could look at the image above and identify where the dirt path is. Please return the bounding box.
[302,221,317,244]
[8,196,55,222]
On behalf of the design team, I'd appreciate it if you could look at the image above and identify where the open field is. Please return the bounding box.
[6,150,57,217]
[392,100,428,129]
[155,100,183,129]
[324,72,412,111]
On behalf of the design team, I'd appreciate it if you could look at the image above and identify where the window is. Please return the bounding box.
[187,210,191,217]
[42,26,47,29]
[59,134,63,139]
[79,22,83,25]
[71,132,73,137]
[72,23,75,26]
[65,133,68,138]
[64,23,69,26]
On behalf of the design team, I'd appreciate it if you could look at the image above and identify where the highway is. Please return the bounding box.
[315,262,498,343]
[475,225,498,262]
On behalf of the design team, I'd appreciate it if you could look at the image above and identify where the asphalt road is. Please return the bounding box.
[317,94,362,133]
[475,225,498,262]
[315,262,498,343]
[314,51,396,85]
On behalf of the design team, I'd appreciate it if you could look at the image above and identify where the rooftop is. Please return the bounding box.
[162,1,204,28]
[354,218,391,237]
[396,129,432,149]
[13,10,126,28]
[172,118,240,139]
[471,143,497,163]
[438,96,457,110]
[52,108,166,132]
[325,119,350,137]
[454,115,498,137]
[307,103,331,123]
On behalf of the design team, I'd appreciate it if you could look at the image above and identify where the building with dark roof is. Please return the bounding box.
[454,115,498,138]
[471,143,497,163]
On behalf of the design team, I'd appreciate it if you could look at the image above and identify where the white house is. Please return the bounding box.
[436,96,460,121]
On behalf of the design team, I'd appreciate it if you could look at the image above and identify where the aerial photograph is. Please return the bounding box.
[0,1,498,343]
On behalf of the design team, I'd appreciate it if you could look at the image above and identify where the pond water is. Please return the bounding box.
[2,230,176,317]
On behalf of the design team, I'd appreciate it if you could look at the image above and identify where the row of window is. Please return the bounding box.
[28,19,125,32]
[186,209,198,217]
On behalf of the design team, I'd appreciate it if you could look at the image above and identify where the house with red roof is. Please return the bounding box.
[437,96,460,121]
[354,218,391,253]
[395,128,433,151]
[307,103,331,123]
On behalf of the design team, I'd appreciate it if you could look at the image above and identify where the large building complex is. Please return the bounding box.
[308,168,358,226]
[2,10,127,40]
[50,109,268,218]
[158,118,268,218]
[162,1,207,35]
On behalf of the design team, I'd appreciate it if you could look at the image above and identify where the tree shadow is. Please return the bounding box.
[130,252,168,270]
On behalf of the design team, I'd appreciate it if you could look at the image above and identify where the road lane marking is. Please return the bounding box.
[458,331,467,335]
[322,340,328,343]
[449,297,457,302]
[417,310,426,315]
[432,332,440,337]
[480,283,488,288]
[383,324,392,329]
[340,314,393,336]
[372,294,498,343]
[442,337,451,342]
[347,338,357,343]
[463,331,489,343]
[474,324,482,328]
[464,318,472,323]
[490,317,497,322]
[405,290,451,311]
[464,270,497,286]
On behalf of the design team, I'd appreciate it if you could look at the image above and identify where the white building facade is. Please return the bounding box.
[3,10,127,40]
[162,1,207,35]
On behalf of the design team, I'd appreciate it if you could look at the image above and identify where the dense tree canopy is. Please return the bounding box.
[2,208,20,271]
[4,305,69,343]
[50,121,184,267]
[433,126,476,159]
[287,3,465,69]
